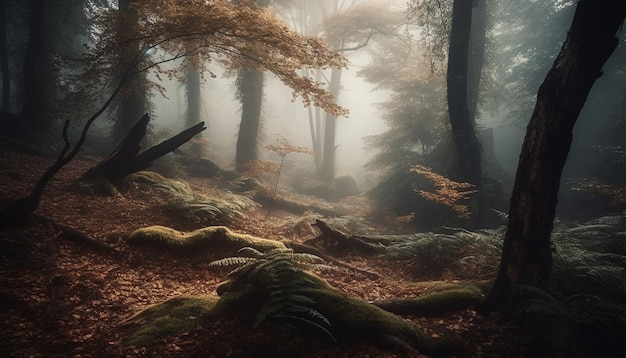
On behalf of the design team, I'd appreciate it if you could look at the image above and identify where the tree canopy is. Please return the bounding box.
[84,0,348,117]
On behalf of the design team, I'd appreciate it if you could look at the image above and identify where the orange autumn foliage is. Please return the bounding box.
[86,0,348,117]
[411,165,477,219]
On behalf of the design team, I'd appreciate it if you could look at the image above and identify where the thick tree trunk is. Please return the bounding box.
[467,0,486,122]
[21,0,46,129]
[112,0,147,141]
[235,68,264,172]
[83,114,206,184]
[321,66,342,183]
[479,0,626,315]
[447,0,482,188]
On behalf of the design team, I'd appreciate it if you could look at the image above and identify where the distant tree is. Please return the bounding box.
[20,0,47,132]
[445,0,485,224]
[0,0,93,145]
[86,0,346,125]
[361,29,450,229]
[317,1,400,183]
[110,0,149,142]
[235,0,270,173]
[184,53,206,156]
[479,0,626,315]
[0,0,9,111]
[0,0,347,226]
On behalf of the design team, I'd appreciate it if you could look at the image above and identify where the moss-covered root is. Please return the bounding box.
[312,289,464,357]
[125,225,286,253]
[122,296,219,347]
[372,283,485,316]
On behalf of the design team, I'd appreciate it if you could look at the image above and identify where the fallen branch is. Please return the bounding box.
[83,114,206,184]
[285,240,380,279]
[308,219,386,255]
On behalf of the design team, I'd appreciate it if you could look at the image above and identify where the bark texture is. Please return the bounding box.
[479,0,626,315]
[447,0,482,187]
[235,68,264,172]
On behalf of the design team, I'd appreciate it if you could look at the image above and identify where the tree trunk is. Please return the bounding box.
[21,0,46,129]
[0,0,9,111]
[112,0,147,141]
[447,0,482,187]
[479,0,626,316]
[321,66,342,183]
[83,114,206,184]
[235,68,264,172]
[185,56,205,156]
[467,0,486,122]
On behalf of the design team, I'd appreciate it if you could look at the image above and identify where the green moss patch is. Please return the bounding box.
[126,225,286,253]
[124,295,219,347]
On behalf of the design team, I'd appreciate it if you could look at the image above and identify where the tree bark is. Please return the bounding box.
[235,68,264,172]
[321,66,342,182]
[184,56,205,156]
[467,0,486,122]
[447,0,482,187]
[21,0,46,129]
[479,0,626,315]
[83,114,206,184]
[112,0,147,141]
[0,0,9,111]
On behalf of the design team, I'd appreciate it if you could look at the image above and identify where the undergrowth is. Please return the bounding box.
[514,285,626,358]
[209,247,335,341]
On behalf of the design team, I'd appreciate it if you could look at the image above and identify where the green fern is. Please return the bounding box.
[209,248,335,341]
[148,177,258,224]
[514,286,626,357]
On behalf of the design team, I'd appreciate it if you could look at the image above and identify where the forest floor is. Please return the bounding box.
[0,146,526,358]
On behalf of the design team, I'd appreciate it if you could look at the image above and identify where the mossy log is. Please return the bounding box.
[121,295,219,347]
[214,266,463,357]
[371,284,484,316]
[126,225,286,253]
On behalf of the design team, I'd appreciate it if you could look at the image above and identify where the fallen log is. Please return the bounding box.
[308,219,386,255]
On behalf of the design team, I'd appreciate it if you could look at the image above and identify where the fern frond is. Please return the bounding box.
[208,256,258,268]
[237,247,265,258]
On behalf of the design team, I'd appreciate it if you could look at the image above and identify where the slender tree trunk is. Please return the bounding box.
[185,55,205,156]
[467,0,487,122]
[447,0,482,187]
[21,0,46,129]
[235,68,264,172]
[479,0,626,316]
[321,66,342,183]
[0,0,9,111]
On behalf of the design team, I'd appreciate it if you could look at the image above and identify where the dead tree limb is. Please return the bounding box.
[83,114,206,184]
[308,219,386,255]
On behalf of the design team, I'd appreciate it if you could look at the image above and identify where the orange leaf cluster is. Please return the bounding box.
[243,160,279,177]
[266,134,313,158]
[88,0,349,116]
[411,165,477,219]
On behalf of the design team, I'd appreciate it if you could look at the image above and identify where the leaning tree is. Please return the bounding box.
[479,0,626,315]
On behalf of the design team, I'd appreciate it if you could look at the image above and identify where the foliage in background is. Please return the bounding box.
[359,27,451,228]
[513,286,626,358]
